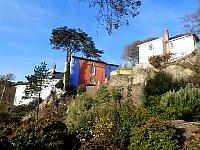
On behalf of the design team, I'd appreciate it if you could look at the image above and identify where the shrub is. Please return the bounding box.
[11,100,38,121]
[149,53,174,68]
[67,93,149,150]
[111,88,123,105]
[65,83,77,95]
[55,80,64,89]
[129,118,179,150]
[77,85,86,95]
[144,71,185,101]
[160,85,200,121]
[95,85,110,104]
[0,119,80,150]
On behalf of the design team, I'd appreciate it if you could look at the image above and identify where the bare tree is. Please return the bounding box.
[81,0,142,35]
[181,1,200,35]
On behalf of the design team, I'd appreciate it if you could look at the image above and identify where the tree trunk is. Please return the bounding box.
[63,50,71,90]
[199,0,200,10]
[0,86,5,103]
[36,92,40,120]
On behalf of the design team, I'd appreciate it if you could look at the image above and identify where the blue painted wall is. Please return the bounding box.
[70,57,80,87]
[105,64,119,80]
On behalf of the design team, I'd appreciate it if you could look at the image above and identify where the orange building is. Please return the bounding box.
[78,59,106,85]
[70,56,118,87]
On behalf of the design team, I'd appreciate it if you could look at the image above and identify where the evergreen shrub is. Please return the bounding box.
[55,80,64,89]
[129,118,179,150]
[77,85,86,95]
[144,71,186,106]
[160,85,200,121]
[65,83,77,95]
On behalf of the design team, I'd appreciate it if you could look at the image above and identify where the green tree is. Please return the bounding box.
[50,26,104,89]
[81,0,142,35]
[24,62,48,120]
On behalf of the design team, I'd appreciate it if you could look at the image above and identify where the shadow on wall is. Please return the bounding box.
[79,60,88,85]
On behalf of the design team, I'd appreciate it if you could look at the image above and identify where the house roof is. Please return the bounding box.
[137,33,199,47]
[52,72,64,79]
[169,33,199,41]
[72,56,119,66]
[72,56,106,64]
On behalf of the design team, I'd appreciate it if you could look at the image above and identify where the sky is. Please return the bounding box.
[0,0,198,81]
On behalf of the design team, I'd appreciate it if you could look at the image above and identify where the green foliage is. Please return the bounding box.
[0,123,15,149]
[50,26,104,59]
[67,93,96,131]
[67,90,149,149]
[55,80,64,89]
[77,85,86,95]
[64,71,71,86]
[25,62,48,97]
[0,119,80,150]
[11,100,38,121]
[65,83,77,95]
[50,26,104,88]
[95,85,110,104]
[111,88,123,105]
[160,85,200,121]
[129,118,180,150]
[144,71,185,100]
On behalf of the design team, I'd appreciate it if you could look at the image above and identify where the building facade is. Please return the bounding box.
[138,30,199,64]
[14,65,64,105]
[14,58,118,105]
[70,56,119,87]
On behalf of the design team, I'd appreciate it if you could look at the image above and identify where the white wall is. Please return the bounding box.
[139,38,163,63]
[14,79,61,105]
[169,35,195,61]
[139,35,195,64]
[14,85,32,105]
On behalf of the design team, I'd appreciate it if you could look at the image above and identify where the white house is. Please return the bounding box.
[14,63,64,105]
[138,30,199,64]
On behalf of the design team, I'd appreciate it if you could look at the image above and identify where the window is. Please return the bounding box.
[90,63,95,75]
[170,43,174,49]
[149,44,153,50]
[90,77,95,84]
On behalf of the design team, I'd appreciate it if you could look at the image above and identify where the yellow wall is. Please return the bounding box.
[110,70,134,76]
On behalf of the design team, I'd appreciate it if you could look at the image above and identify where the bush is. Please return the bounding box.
[149,53,174,68]
[67,92,149,150]
[160,85,200,121]
[0,119,80,150]
[111,88,123,105]
[144,71,186,102]
[95,85,110,104]
[129,118,179,150]
[77,85,86,95]
[55,80,64,89]
[11,100,38,121]
[65,83,77,95]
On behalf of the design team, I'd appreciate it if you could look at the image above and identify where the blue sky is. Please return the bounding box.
[0,0,198,81]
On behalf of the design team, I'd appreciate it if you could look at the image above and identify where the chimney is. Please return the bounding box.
[52,62,56,73]
[163,30,170,55]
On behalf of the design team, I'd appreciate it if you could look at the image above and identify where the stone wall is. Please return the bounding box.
[165,48,200,85]
[108,70,148,106]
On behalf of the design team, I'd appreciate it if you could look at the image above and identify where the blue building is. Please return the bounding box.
[70,56,119,87]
